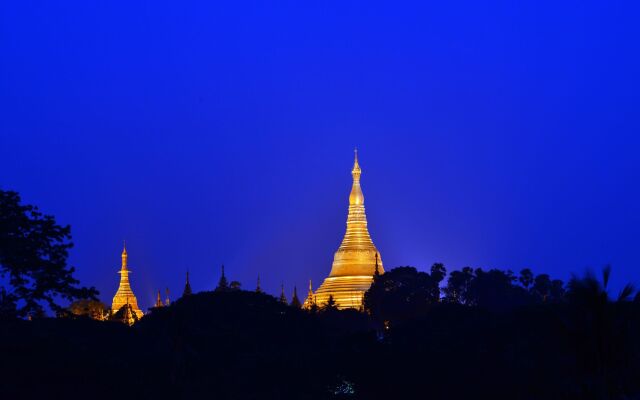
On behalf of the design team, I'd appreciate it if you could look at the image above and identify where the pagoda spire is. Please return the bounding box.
[155,290,163,308]
[121,241,128,271]
[216,264,229,291]
[165,287,170,306]
[182,270,192,297]
[279,283,287,304]
[303,279,315,309]
[349,148,364,206]
[290,286,301,308]
[256,275,262,293]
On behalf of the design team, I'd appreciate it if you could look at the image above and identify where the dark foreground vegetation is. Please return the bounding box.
[3,190,640,399]
[2,270,640,400]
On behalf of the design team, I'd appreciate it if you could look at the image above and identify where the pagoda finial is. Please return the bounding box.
[349,149,364,205]
[121,241,128,270]
[256,275,262,293]
[374,253,380,277]
[155,290,163,308]
[165,287,170,306]
[352,148,361,176]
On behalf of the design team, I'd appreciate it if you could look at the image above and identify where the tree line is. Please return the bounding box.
[3,189,640,399]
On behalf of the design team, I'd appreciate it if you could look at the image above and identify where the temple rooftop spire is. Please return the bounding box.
[349,148,364,205]
[291,286,301,308]
[279,283,287,304]
[121,241,128,271]
[303,279,315,309]
[182,270,192,297]
[155,290,163,308]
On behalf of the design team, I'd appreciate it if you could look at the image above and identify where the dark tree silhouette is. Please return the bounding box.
[446,267,568,309]
[323,294,337,311]
[0,287,17,320]
[532,273,552,302]
[0,190,98,318]
[519,268,534,289]
[364,266,441,324]
[109,302,139,325]
[443,266,474,304]
[466,268,533,311]
[430,263,446,301]
[549,278,565,302]
[2,267,640,400]
[67,299,107,320]
[308,302,319,314]
[564,266,640,398]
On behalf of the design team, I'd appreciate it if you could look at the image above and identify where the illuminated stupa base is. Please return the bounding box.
[313,276,375,309]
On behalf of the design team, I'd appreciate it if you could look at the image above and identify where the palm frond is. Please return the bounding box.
[618,283,635,302]
[567,269,608,304]
[602,265,612,290]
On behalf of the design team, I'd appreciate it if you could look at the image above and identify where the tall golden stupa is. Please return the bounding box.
[307,150,384,309]
[111,243,144,318]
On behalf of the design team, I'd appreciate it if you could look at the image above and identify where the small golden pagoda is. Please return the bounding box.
[305,280,316,308]
[306,150,384,309]
[111,243,144,319]
[154,290,163,308]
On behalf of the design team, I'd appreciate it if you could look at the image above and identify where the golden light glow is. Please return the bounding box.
[111,243,144,319]
[305,150,384,310]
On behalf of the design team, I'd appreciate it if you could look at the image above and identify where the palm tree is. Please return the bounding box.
[567,265,634,305]
[518,268,534,290]
[565,265,639,398]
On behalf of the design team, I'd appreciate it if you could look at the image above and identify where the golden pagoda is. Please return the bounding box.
[111,243,144,319]
[154,290,163,308]
[304,280,316,308]
[306,150,384,309]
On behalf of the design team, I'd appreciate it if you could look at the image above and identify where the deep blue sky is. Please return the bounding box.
[1,1,639,309]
